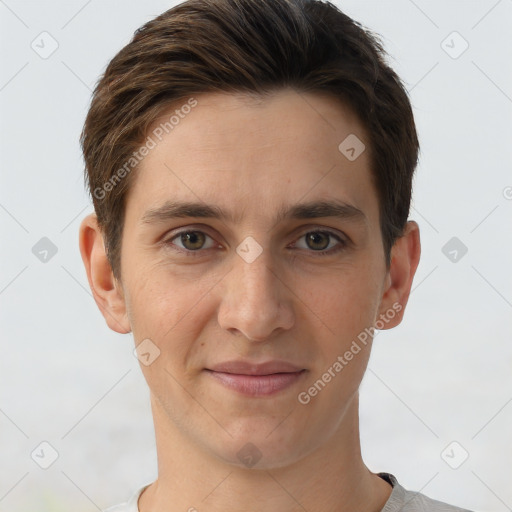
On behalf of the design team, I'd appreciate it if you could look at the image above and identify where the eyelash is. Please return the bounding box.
[162,228,348,257]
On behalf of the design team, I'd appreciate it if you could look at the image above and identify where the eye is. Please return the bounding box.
[292,230,346,255]
[162,228,347,257]
[165,230,217,253]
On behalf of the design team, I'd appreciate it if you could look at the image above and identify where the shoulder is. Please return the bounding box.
[102,485,149,512]
[395,490,475,512]
[103,506,131,512]
[379,473,475,512]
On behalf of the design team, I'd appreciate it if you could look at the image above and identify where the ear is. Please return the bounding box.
[78,213,131,334]
[377,220,421,330]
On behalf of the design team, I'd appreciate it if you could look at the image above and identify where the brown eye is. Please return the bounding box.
[293,230,346,255]
[165,230,216,254]
[305,232,330,251]
[179,231,207,250]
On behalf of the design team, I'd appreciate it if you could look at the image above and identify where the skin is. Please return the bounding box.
[79,89,420,512]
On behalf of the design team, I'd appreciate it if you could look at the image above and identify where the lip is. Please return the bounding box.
[208,360,304,375]
[204,360,307,397]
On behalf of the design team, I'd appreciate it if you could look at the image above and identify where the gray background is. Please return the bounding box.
[1,0,511,510]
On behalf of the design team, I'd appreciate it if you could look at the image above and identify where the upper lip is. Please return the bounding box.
[207,360,305,375]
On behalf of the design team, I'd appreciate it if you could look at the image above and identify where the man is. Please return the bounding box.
[78,0,473,510]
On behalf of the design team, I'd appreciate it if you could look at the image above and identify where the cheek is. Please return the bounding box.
[124,274,167,339]
[124,265,215,359]
[295,264,382,344]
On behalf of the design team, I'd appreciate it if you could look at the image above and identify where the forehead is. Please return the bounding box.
[124,89,379,230]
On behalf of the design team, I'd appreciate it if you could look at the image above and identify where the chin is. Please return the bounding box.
[208,419,315,470]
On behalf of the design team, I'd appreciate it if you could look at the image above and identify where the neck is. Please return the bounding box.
[139,393,392,512]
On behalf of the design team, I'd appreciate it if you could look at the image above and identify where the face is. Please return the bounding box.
[112,89,397,468]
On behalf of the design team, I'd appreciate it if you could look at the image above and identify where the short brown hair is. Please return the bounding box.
[81,0,419,280]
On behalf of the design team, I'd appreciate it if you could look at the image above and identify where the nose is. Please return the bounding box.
[217,248,295,342]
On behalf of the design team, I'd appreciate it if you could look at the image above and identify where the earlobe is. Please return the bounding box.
[377,221,421,330]
[78,213,131,334]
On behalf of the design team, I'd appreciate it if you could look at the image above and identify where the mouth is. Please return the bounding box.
[204,360,307,396]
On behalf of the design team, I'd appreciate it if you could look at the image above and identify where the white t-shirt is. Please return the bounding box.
[103,472,474,511]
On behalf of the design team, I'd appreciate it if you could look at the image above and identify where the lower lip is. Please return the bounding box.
[205,369,307,396]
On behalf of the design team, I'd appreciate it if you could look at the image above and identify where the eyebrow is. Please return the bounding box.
[140,199,367,227]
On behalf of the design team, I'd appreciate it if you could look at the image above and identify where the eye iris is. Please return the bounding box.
[181,231,205,250]
[306,232,329,251]
[176,232,334,252]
